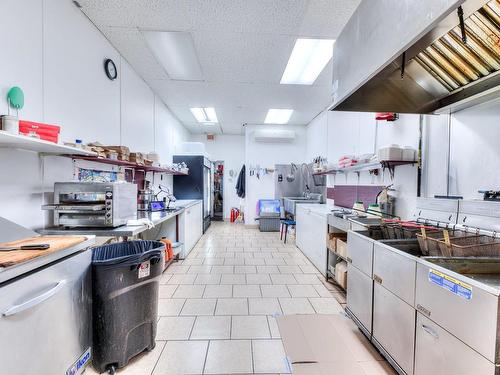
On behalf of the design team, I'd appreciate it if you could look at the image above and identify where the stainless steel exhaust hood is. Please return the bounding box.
[330,0,500,114]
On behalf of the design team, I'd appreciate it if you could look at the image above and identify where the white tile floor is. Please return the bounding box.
[87,221,344,375]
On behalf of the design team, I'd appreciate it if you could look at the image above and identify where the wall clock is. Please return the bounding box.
[104,59,118,80]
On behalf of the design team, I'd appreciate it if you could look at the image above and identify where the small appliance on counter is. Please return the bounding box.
[43,182,137,228]
[138,184,178,212]
[138,181,155,211]
[479,190,500,202]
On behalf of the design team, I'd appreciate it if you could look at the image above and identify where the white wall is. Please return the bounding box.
[0,0,190,229]
[245,125,307,225]
[306,112,328,161]
[191,134,246,219]
[328,111,420,219]
[448,97,500,199]
[423,97,500,201]
[306,110,421,219]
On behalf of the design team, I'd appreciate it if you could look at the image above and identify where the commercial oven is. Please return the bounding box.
[43,182,137,228]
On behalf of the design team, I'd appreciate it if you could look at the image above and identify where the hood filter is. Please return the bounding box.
[415,0,500,92]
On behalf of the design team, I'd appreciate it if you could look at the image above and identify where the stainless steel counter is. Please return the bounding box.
[38,200,201,238]
[0,235,95,284]
[346,229,500,374]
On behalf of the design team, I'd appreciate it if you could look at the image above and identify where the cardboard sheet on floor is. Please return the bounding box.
[277,314,396,375]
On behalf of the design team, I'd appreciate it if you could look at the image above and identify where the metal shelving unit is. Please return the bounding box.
[313,160,417,176]
[66,155,188,175]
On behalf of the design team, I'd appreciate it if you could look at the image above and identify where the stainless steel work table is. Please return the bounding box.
[37,200,201,239]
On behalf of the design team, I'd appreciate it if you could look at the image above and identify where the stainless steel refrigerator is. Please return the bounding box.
[0,217,93,375]
[173,155,212,232]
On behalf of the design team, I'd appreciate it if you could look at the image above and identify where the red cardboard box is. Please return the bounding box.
[19,120,61,143]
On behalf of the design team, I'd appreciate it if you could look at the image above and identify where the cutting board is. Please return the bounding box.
[0,236,88,267]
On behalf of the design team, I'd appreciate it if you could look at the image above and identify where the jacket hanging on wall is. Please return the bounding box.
[236,165,246,198]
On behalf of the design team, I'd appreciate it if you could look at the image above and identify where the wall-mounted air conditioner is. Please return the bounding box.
[253,129,296,143]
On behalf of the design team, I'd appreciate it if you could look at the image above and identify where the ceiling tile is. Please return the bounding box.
[79,0,359,134]
[79,0,194,30]
[100,26,168,80]
[193,31,294,83]
[299,0,361,37]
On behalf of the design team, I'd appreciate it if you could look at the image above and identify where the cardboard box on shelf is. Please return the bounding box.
[104,146,130,155]
[327,232,347,252]
[336,238,348,258]
[101,145,131,161]
[130,152,145,165]
[277,314,395,375]
[327,233,347,252]
[117,153,130,162]
[334,261,348,289]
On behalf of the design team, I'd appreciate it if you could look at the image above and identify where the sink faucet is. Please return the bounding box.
[157,185,177,209]
[303,184,311,198]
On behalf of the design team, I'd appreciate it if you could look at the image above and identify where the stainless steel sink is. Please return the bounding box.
[349,217,383,227]
[283,196,322,217]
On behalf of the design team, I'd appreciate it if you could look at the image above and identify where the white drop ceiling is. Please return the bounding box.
[78,0,361,134]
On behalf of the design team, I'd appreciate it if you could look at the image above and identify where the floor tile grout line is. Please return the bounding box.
[250,339,255,374]
[149,340,168,375]
[201,339,211,374]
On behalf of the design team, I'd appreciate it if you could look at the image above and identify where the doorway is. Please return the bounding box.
[212,161,224,221]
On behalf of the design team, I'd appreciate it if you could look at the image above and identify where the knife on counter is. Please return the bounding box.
[0,244,50,252]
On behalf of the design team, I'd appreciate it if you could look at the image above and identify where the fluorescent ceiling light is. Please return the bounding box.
[281,38,335,85]
[191,107,218,124]
[264,109,293,124]
[142,31,203,81]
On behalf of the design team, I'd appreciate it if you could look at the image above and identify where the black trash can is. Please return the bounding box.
[91,240,165,374]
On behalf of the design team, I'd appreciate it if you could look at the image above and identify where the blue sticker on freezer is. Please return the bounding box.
[67,347,91,375]
[428,269,472,300]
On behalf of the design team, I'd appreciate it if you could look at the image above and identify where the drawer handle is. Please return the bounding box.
[346,257,352,263]
[417,304,431,317]
[2,280,66,317]
[373,274,383,284]
[421,324,439,339]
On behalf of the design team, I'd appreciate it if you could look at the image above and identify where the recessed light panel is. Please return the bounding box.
[142,31,203,81]
[264,109,293,124]
[190,107,218,124]
[281,38,335,85]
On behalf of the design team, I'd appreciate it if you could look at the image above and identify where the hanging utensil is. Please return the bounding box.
[286,163,297,182]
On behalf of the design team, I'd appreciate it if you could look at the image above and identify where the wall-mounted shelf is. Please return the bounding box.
[0,131,96,156]
[313,160,417,175]
[66,155,188,175]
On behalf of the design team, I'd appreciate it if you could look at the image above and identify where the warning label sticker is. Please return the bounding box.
[428,269,472,300]
[138,260,151,279]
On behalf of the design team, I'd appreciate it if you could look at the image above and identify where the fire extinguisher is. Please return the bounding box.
[230,208,239,223]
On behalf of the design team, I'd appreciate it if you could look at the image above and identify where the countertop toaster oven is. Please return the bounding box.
[43,182,137,227]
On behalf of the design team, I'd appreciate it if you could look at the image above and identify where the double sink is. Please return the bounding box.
[283,195,322,217]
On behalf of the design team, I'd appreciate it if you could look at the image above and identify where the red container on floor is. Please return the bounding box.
[19,120,61,143]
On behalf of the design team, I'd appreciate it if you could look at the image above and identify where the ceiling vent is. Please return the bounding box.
[253,129,296,143]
